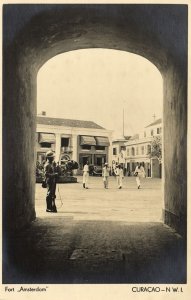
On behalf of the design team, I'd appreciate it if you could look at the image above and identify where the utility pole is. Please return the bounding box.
[123,108,125,137]
[152,113,156,121]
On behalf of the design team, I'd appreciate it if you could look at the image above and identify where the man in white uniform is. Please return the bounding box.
[115,164,124,189]
[83,161,89,189]
[102,162,110,189]
[134,163,146,189]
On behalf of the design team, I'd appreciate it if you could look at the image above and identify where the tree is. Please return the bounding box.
[150,136,162,161]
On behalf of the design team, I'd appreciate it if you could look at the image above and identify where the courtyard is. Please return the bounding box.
[35,176,162,222]
[4,177,186,284]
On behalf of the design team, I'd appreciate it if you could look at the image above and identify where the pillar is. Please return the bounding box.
[71,134,78,162]
[55,133,61,163]
[108,136,113,166]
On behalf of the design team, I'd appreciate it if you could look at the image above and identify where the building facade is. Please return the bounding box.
[124,118,162,178]
[111,137,130,174]
[36,116,113,173]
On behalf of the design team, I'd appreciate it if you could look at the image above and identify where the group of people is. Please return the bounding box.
[42,150,146,213]
[82,161,110,189]
[82,161,146,190]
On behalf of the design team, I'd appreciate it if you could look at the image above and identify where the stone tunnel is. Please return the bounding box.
[3,4,187,238]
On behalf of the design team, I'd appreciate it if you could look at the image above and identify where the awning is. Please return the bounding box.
[80,136,96,146]
[39,133,55,144]
[95,136,110,146]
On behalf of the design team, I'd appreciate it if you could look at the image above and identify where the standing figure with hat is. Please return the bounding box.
[115,164,124,189]
[102,162,110,189]
[44,150,59,212]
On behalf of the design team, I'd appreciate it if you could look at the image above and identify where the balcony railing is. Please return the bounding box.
[61,146,73,153]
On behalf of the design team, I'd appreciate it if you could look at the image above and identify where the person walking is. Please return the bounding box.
[102,162,110,189]
[115,164,124,189]
[134,163,146,189]
[44,150,59,212]
[83,161,89,189]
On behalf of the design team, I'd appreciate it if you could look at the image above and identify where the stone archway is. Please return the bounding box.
[3,4,187,237]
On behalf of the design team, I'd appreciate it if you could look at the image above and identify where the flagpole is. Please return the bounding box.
[123,108,124,137]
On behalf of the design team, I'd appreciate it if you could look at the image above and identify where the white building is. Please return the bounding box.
[125,118,162,177]
[111,137,131,173]
[36,116,113,173]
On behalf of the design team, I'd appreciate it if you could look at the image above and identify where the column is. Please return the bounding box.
[108,136,113,166]
[71,134,78,175]
[71,134,78,162]
[55,133,61,163]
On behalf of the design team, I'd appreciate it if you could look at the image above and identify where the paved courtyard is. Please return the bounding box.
[35,176,163,222]
[4,177,186,284]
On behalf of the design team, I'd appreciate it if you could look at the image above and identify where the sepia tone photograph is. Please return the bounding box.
[1,0,190,297]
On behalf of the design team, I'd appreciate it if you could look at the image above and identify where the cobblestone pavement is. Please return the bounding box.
[4,177,186,284]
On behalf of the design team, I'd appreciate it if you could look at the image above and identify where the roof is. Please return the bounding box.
[112,138,126,142]
[145,118,162,128]
[112,136,131,143]
[37,116,105,130]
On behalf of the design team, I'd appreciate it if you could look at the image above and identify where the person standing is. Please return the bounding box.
[102,162,110,189]
[134,163,146,189]
[44,151,58,212]
[83,161,89,189]
[115,164,124,189]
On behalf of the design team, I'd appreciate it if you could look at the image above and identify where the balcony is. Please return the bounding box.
[61,146,73,153]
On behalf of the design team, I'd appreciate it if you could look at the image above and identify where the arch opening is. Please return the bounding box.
[3,4,187,237]
[35,48,163,222]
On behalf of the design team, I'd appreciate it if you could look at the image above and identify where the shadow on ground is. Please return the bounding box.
[3,218,186,284]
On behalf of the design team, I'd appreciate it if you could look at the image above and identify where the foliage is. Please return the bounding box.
[36,160,78,178]
[150,136,162,161]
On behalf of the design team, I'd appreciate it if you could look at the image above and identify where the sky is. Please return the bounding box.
[37,49,163,138]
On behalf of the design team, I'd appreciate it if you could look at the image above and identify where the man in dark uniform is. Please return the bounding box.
[44,151,58,213]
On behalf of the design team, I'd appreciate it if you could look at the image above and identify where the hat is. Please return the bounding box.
[46,150,55,158]
[105,162,108,165]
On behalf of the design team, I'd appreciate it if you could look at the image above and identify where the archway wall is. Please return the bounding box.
[3,4,187,236]
[163,63,187,235]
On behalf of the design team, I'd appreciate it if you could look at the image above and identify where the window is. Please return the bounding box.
[151,129,154,136]
[147,145,151,154]
[61,138,69,147]
[96,146,105,151]
[40,142,51,148]
[136,147,139,155]
[95,154,106,166]
[141,146,144,155]
[96,157,102,166]
[157,127,162,134]
[131,147,135,156]
[113,148,117,155]
[144,131,146,137]
[127,149,129,156]
[81,145,91,150]
[120,146,126,151]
